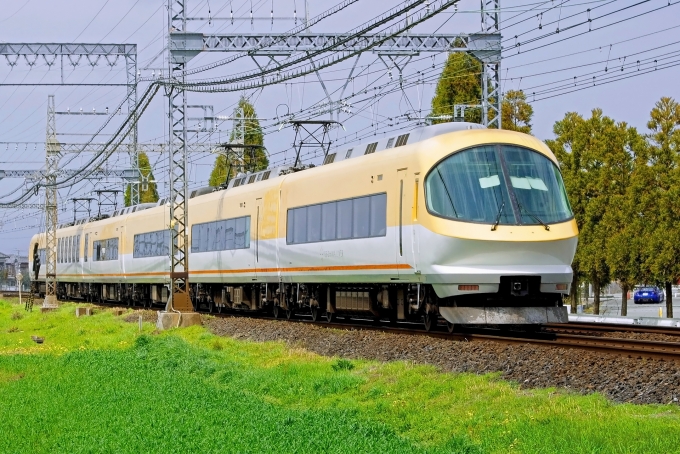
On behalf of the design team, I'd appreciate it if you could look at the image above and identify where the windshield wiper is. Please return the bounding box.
[436,167,458,217]
[517,202,550,231]
[491,202,504,231]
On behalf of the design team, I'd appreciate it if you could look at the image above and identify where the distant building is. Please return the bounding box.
[0,252,29,279]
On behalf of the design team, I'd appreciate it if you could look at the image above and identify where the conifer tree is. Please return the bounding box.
[430,51,482,124]
[501,90,533,134]
[549,110,637,314]
[124,152,159,206]
[638,97,680,317]
[209,97,267,187]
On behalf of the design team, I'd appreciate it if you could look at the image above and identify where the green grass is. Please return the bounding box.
[1,300,679,453]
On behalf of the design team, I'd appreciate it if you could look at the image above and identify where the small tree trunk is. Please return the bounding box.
[593,278,601,315]
[666,281,674,319]
[570,274,579,313]
[621,282,629,317]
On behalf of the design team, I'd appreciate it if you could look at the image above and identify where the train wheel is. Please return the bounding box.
[208,299,214,314]
[326,311,335,323]
[285,309,294,320]
[423,313,435,332]
[272,305,280,319]
[310,306,319,322]
[446,321,456,333]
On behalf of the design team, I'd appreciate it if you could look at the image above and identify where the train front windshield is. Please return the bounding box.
[425,145,573,226]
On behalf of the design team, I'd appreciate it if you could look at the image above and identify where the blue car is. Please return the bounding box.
[634,287,665,304]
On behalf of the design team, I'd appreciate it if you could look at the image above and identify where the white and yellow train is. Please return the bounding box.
[28,122,577,330]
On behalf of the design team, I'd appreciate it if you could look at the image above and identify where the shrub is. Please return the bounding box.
[332,359,355,371]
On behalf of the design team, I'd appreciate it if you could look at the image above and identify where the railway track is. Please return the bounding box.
[7,292,680,362]
[545,322,680,338]
[269,317,680,362]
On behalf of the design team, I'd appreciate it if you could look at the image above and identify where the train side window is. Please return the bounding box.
[133,230,170,258]
[307,204,322,242]
[108,238,118,260]
[321,202,337,241]
[286,211,295,244]
[84,234,88,262]
[199,223,209,252]
[93,238,117,261]
[76,235,80,262]
[336,199,353,239]
[293,208,307,244]
[369,193,387,237]
[191,216,250,253]
[352,196,370,238]
[235,217,250,249]
[225,219,235,250]
[287,192,387,245]
[215,221,225,251]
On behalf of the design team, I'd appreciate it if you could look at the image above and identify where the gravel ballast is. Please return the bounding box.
[204,315,680,405]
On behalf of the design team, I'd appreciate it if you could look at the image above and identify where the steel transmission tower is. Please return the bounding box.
[0,43,141,205]
[481,0,501,128]
[43,95,59,308]
[167,0,193,311]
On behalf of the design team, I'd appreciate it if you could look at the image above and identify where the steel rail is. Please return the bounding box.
[545,322,680,337]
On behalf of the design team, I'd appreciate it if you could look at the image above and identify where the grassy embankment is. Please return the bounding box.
[0,299,679,453]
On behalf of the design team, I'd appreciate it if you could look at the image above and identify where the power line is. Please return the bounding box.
[72,0,113,42]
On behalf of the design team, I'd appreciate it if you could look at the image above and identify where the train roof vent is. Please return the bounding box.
[233,178,242,187]
[345,148,353,159]
[365,142,378,155]
[261,170,271,181]
[395,133,409,147]
[113,210,119,217]
[323,153,336,165]
[248,174,256,184]
[385,137,395,149]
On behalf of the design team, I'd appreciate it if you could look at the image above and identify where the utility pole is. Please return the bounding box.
[42,95,58,309]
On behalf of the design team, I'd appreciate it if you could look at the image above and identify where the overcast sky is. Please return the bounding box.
[0,0,678,253]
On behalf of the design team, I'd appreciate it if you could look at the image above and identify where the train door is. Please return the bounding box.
[411,174,421,274]
[84,233,90,275]
[255,197,263,279]
[396,168,416,276]
[119,226,125,279]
